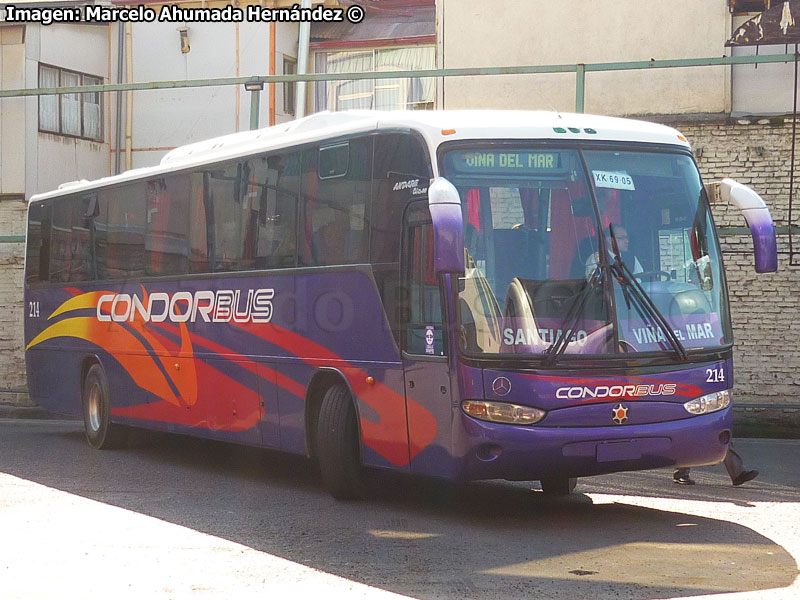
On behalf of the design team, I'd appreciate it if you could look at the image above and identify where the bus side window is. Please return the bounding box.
[25,202,52,284]
[372,133,432,348]
[371,133,432,264]
[403,207,445,356]
[50,195,92,283]
[145,176,190,277]
[247,152,300,269]
[101,184,146,279]
[301,137,372,266]
[187,173,209,273]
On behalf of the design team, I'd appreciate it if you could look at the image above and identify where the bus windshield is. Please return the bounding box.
[442,146,732,359]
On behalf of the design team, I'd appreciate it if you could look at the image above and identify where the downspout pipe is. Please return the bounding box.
[114,21,124,175]
[125,21,133,171]
[295,0,312,118]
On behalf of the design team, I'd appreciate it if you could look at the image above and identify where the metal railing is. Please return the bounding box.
[1,52,797,124]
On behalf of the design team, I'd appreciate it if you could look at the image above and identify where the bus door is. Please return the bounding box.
[401,201,452,475]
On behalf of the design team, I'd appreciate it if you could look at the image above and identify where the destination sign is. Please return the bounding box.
[445,150,567,176]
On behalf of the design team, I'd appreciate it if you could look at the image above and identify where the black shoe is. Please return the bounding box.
[673,474,696,485]
[732,470,758,486]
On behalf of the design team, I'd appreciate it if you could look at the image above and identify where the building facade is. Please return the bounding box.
[0,1,323,405]
[2,1,798,433]
[436,0,799,433]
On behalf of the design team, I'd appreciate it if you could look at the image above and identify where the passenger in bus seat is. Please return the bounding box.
[673,445,758,486]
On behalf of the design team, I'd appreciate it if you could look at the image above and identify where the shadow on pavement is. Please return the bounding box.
[1,421,797,600]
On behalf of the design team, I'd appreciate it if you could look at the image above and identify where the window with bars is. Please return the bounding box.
[39,64,103,142]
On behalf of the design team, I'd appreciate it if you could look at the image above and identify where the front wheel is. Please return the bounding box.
[316,384,364,500]
[82,364,126,449]
[540,476,578,496]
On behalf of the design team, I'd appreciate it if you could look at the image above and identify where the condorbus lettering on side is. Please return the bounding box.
[96,289,275,324]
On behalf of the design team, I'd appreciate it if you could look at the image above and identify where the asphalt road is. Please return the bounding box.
[1,419,798,600]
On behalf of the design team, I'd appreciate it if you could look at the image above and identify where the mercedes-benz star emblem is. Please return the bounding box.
[492,376,512,397]
[612,404,629,424]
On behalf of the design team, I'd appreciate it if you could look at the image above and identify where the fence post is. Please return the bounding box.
[245,80,264,130]
[575,64,585,113]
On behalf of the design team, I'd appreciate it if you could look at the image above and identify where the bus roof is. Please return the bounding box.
[29,110,690,203]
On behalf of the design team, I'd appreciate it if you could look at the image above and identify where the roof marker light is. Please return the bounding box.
[442,128,456,136]
[568,127,580,133]
[677,134,688,142]
[553,127,567,133]
[584,128,597,134]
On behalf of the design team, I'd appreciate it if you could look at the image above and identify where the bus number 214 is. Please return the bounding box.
[706,367,725,383]
[28,301,40,318]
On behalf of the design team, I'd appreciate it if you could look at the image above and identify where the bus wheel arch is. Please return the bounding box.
[305,368,361,458]
[306,370,365,499]
[81,360,125,449]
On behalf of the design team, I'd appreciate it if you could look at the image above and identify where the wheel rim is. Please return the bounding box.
[87,383,102,432]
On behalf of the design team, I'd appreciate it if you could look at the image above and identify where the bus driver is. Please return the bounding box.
[585,224,644,278]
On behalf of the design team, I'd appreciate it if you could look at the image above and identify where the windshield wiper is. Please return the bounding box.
[607,225,688,361]
[543,266,603,366]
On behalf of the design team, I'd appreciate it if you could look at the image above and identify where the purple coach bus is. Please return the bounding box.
[24,111,778,498]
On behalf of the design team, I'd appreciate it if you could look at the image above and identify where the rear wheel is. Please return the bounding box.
[82,364,125,449]
[540,476,577,496]
[316,384,364,500]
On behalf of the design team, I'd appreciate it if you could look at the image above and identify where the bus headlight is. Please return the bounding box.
[684,390,731,415]
[462,400,546,425]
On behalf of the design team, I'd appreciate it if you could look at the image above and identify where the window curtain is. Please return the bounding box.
[61,71,81,136]
[375,47,435,110]
[314,46,435,112]
[327,51,374,111]
[39,67,59,132]
[83,76,101,140]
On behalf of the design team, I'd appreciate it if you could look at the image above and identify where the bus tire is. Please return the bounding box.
[82,364,125,450]
[540,476,577,496]
[316,383,364,500]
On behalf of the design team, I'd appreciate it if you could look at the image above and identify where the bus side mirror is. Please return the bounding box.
[705,179,778,273]
[428,177,465,274]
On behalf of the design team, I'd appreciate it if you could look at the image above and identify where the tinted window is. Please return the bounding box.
[371,133,431,264]
[99,184,146,279]
[200,162,245,272]
[49,195,96,283]
[25,202,51,284]
[300,137,372,266]
[403,203,444,356]
[146,176,190,277]
[245,152,300,269]
[187,172,210,273]
[319,143,349,179]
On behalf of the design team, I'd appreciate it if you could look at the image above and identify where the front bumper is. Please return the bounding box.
[450,405,731,481]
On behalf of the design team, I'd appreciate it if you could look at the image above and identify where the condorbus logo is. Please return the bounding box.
[96,289,274,324]
[555,383,677,400]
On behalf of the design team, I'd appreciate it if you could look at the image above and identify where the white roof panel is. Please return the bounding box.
[29,110,690,203]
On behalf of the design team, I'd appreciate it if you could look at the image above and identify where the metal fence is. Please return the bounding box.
[1,52,797,128]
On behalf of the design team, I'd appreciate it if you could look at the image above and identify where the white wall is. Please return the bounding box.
[0,28,27,195]
[130,21,239,168]
[438,0,732,116]
[129,20,298,169]
[730,15,799,116]
[34,24,111,196]
[1,23,113,199]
